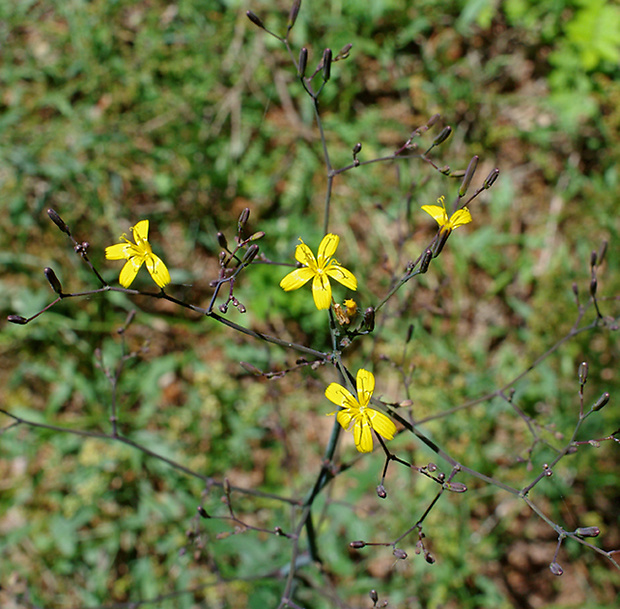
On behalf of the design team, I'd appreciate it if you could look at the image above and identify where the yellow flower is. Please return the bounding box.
[105,219,171,288]
[279,234,357,310]
[421,196,472,233]
[325,369,396,453]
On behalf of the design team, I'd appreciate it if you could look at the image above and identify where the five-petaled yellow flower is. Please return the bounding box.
[280,234,357,310]
[105,219,171,288]
[421,196,472,233]
[325,368,396,453]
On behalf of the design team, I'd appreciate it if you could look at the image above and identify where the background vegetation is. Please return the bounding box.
[1,0,618,607]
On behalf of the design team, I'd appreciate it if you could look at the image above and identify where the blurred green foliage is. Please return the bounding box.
[1,0,618,608]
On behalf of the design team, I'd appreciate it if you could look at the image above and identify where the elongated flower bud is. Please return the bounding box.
[433,126,451,146]
[578,361,588,385]
[322,48,332,82]
[288,0,302,29]
[246,11,265,29]
[593,392,610,412]
[298,47,308,78]
[44,267,63,294]
[420,248,432,273]
[576,526,600,537]
[483,168,500,189]
[459,155,478,197]
[7,315,28,325]
[243,244,259,264]
[47,208,71,235]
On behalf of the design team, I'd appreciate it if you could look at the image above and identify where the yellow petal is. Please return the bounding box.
[280,267,314,291]
[367,408,396,440]
[449,207,472,229]
[325,262,357,290]
[105,243,131,260]
[421,204,449,228]
[312,272,332,310]
[294,241,317,270]
[145,254,171,288]
[317,233,339,266]
[325,382,358,409]
[118,257,143,287]
[131,219,150,243]
[356,369,375,407]
[336,409,354,431]
[353,418,374,453]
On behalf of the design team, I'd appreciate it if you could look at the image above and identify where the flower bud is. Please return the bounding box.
[44,267,63,294]
[288,0,302,29]
[274,526,285,536]
[47,208,71,235]
[197,506,210,519]
[238,208,250,234]
[425,553,436,564]
[336,43,352,60]
[298,47,308,78]
[598,240,608,265]
[217,232,228,250]
[444,481,467,493]
[369,590,378,604]
[432,126,451,146]
[246,11,265,29]
[352,142,362,155]
[590,250,597,268]
[458,155,478,197]
[243,244,259,264]
[593,392,610,412]
[549,561,563,576]
[576,526,600,538]
[363,307,375,332]
[7,315,28,325]
[483,168,500,189]
[349,540,366,549]
[376,484,387,499]
[590,277,597,297]
[322,48,332,82]
[420,248,432,273]
[578,361,588,385]
[248,231,265,241]
[393,548,407,559]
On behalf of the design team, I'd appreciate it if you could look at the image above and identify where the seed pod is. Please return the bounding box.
[445,481,467,493]
[44,267,63,294]
[47,208,71,235]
